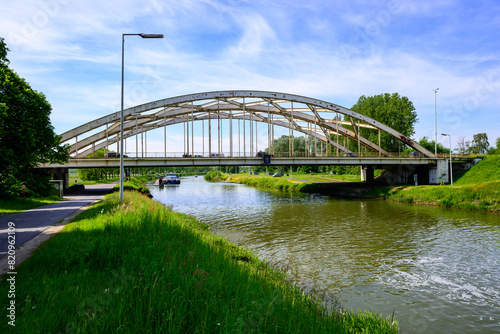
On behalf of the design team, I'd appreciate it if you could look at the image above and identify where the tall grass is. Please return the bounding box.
[0,192,397,333]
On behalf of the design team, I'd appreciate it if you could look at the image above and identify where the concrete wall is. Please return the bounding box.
[429,159,448,184]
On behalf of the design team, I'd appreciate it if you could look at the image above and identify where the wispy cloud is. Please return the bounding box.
[227,14,276,58]
[1,0,499,148]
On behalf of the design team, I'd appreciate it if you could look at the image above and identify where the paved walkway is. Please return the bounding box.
[0,183,116,259]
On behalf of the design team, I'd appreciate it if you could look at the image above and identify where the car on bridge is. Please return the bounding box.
[342,152,357,157]
[105,152,128,158]
[256,151,274,157]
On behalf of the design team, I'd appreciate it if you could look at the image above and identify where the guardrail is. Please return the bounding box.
[75,151,444,159]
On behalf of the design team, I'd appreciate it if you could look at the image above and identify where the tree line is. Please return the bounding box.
[0,37,68,198]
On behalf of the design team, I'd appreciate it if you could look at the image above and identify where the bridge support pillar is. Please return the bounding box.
[53,168,69,190]
[360,166,374,182]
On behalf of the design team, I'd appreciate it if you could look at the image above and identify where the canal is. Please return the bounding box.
[149,176,500,333]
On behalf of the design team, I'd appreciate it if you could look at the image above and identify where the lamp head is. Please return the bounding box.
[139,33,164,38]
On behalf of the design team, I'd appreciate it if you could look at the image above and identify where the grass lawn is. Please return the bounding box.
[68,175,120,185]
[0,196,62,216]
[291,173,362,182]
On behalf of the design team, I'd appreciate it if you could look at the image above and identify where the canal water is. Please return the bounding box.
[149,176,500,333]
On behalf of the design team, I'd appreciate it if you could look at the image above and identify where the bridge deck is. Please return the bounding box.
[39,157,438,169]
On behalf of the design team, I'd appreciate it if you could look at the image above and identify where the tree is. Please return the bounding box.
[270,135,306,157]
[77,149,118,181]
[471,133,489,154]
[417,137,449,154]
[0,37,69,198]
[350,93,418,153]
[457,136,468,155]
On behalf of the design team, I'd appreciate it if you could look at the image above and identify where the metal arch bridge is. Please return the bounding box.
[44,90,437,169]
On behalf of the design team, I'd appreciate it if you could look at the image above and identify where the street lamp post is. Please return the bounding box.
[441,133,453,186]
[433,88,439,155]
[120,33,163,202]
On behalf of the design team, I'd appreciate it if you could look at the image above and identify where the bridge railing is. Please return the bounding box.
[72,151,435,159]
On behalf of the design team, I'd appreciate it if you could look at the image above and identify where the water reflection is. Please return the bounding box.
[150,177,500,334]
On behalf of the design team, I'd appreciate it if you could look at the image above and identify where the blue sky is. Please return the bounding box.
[1,0,499,153]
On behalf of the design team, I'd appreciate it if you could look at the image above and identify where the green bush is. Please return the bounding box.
[112,182,151,197]
[204,169,224,182]
[0,173,53,199]
[441,199,453,208]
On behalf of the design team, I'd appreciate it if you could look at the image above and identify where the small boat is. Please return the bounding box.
[164,172,181,184]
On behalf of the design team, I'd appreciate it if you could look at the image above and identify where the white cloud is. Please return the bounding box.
[227,14,276,58]
[1,0,499,147]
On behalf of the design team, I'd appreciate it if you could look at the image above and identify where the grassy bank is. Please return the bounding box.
[225,173,366,194]
[367,156,500,212]
[111,174,161,197]
[454,155,500,185]
[288,174,361,182]
[366,182,500,212]
[227,174,316,192]
[0,196,61,216]
[0,191,397,333]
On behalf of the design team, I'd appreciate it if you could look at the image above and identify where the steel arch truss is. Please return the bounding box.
[61,90,436,158]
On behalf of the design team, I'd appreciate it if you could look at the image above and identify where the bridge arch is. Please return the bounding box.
[61,90,436,159]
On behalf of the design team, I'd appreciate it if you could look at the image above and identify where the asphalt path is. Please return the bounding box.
[0,183,116,258]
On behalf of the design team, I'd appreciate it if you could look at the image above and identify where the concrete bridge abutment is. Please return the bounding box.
[52,168,69,190]
[361,166,375,182]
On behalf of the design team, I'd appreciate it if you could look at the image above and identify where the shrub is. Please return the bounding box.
[204,169,223,182]
[112,182,151,197]
[440,199,453,208]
